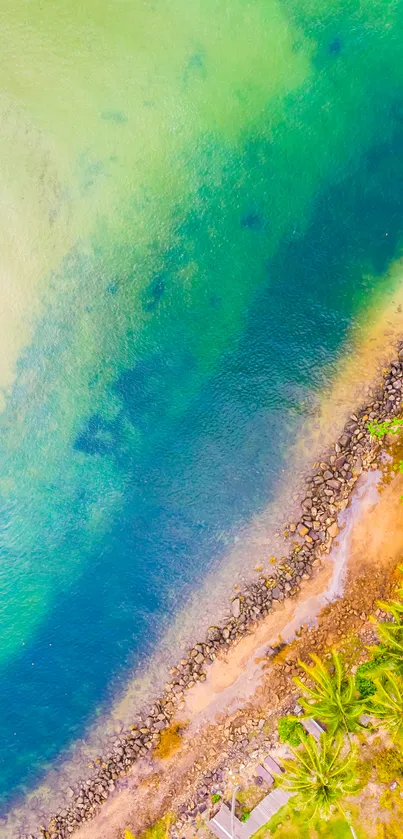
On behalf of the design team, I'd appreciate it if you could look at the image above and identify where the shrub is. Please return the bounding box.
[374,748,403,784]
[211,793,221,804]
[278,715,304,746]
[368,418,403,439]
[356,661,376,699]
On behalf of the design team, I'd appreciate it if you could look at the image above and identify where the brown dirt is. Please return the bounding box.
[72,471,403,839]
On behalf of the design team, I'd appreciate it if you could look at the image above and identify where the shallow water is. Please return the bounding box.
[2,0,403,817]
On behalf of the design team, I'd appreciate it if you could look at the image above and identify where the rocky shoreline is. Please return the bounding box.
[26,341,403,839]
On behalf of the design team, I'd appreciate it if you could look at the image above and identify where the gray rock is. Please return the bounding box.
[207,626,222,642]
[326,478,341,491]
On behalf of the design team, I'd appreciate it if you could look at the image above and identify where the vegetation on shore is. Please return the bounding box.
[129,570,403,839]
[257,568,403,838]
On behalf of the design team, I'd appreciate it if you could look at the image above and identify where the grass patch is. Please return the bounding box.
[250,802,364,839]
[139,814,173,839]
[153,724,183,760]
[236,785,267,810]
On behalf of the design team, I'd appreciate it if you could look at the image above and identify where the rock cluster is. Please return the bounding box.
[22,342,403,839]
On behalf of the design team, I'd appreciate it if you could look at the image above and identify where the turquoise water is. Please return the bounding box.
[1,0,403,817]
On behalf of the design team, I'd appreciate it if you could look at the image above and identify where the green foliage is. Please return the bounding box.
[373,748,403,784]
[211,793,221,804]
[125,832,135,839]
[278,715,305,746]
[240,810,251,822]
[372,671,403,745]
[367,418,403,439]
[140,815,172,839]
[372,587,403,673]
[277,734,361,823]
[294,652,365,736]
[356,661,376,699]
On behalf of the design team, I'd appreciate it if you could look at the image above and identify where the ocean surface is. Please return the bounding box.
[2,0,403,820]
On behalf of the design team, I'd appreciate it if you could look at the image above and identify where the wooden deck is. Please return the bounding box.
[207,721,328,839]
[208,789,292,839]
[208,803,245,839]
[262,754,283,776]
[241,788,292,838]
[256,764,274,787]
[301,718,326,740]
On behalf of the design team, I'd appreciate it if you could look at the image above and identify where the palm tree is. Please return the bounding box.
[371,670,403,745]
[372,589,403,673]
[294,651,365,737]
[277,733,360,837]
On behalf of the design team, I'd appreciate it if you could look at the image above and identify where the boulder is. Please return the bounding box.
[327,522,339,539]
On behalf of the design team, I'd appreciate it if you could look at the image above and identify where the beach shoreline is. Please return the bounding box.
[69,405,403,839]
[13,329,403,839]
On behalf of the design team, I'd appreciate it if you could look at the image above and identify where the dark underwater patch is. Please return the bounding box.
[183,51,206,84]
[143,275,166,312]
[328,36,342,55]
[114,359,162,427]
[210,294,223,309]
[74,414,116,455]
[240,210,265,231]
[100,110,128,124]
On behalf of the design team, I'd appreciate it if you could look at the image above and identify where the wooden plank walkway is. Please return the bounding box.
[241,789,292,838]
[208,789,292,839]
[208,803,245,839]
[207,720,330,839]
[301,718,326,740]
[263,755,283,776]
[256,764,274,787]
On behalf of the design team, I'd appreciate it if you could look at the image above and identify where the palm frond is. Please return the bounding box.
[294,651,365,736]
[372,671,403,744]
[277,733,361,822]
